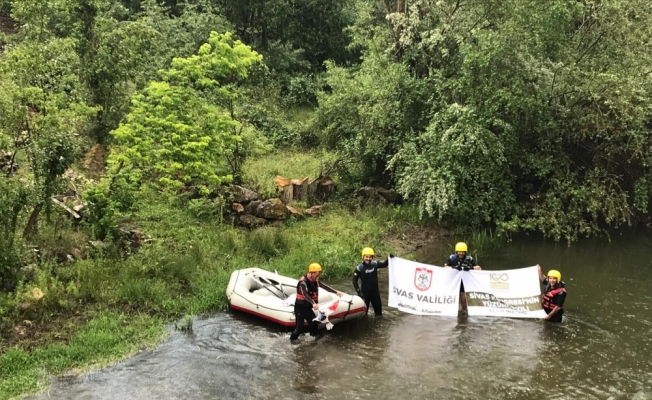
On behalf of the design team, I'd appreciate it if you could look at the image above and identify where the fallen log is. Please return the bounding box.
[51,198,81,220]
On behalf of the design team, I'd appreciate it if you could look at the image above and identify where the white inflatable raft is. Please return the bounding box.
[226,267,367,328]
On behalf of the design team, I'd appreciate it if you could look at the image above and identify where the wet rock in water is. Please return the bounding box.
[253,198,288,220]
[232,185,260,204]
[239,214,267,229]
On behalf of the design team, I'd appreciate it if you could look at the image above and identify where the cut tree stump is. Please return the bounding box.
[291,177,309,201]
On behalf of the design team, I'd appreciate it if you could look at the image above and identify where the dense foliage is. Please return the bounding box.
[1,0,651,290]
[317,0,652,241]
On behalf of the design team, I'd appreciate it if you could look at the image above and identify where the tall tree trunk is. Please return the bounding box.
[23,202,43,237]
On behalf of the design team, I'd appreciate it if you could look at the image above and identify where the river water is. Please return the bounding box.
[30,234,652,400]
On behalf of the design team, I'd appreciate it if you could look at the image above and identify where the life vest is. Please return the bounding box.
[296,275,319,303]
[448,254,475,270]
[542,286,566,310]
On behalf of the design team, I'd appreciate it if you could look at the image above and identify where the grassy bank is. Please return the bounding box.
[0,175,424,398]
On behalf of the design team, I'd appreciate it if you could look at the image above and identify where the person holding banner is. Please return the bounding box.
[444,242,481,314]
[290,263,343,341]
[537,264,566,322]
[352,247,393,317]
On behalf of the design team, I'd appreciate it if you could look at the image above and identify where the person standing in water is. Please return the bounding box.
[444,242,481,314]
[290,263,342,341]
[352,247,393,317]
[537,264,566,322]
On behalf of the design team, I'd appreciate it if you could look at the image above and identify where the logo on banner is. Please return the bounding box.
[414,267,433,291]
[489,273,510,290]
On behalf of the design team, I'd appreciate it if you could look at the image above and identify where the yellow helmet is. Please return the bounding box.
[455,242,468,252]
[308,263,322,272]
[547,270,562,281]
[361,247,375,257]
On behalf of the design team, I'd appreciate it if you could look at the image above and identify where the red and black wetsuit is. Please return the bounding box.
[542,278,566,322]
[290,275,337,340]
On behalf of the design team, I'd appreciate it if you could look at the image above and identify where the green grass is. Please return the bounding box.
[0,149,420,399]
[241,148,338,198]
[0,312,164,400]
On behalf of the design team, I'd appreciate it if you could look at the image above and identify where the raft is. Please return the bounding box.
[226,267,367,328]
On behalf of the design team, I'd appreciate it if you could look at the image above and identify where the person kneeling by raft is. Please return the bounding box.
[537,264,566,322]
[290,263,343,341]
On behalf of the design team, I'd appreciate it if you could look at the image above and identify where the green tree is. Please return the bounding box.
[0,37,95,285]
[88,32,261,237]
[319,0,652,240]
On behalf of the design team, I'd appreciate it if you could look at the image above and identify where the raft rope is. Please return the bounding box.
[231,270,361,321]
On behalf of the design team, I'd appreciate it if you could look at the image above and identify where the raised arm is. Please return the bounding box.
[537,264,546,282]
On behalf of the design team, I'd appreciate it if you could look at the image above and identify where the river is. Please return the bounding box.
[30,234,652,399]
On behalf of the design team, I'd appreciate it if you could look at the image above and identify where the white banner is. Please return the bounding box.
[388,257,461,316]
[461,266,546,318]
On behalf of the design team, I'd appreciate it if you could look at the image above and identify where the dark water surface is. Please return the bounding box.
[30,234,652,399]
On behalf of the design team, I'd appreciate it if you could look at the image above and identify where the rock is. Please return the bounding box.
[245,200,262,214]
[254,198,289,220]
[29,287,44,301]
[232,185,260,204]
[73,203,85,213]
[239,214,267,229]
[377,188,402,204]
[357,187,378,200]
[286,205,304,218]
[66,254,75,263]
[89,240,106,249]
[232,202,245,213]
[71,247,84,260]
[305,205,323,217]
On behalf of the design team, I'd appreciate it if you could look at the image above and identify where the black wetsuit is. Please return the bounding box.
[444,254,477,292]
[290,275,337,340]
[542,279,566,323]
[352,259,389,316]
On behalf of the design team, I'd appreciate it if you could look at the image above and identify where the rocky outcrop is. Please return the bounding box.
[232,185,261,204]
[253,198,289,220]
[244,200,262,214]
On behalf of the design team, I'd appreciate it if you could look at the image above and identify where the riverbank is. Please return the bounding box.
[0,193,440,399]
